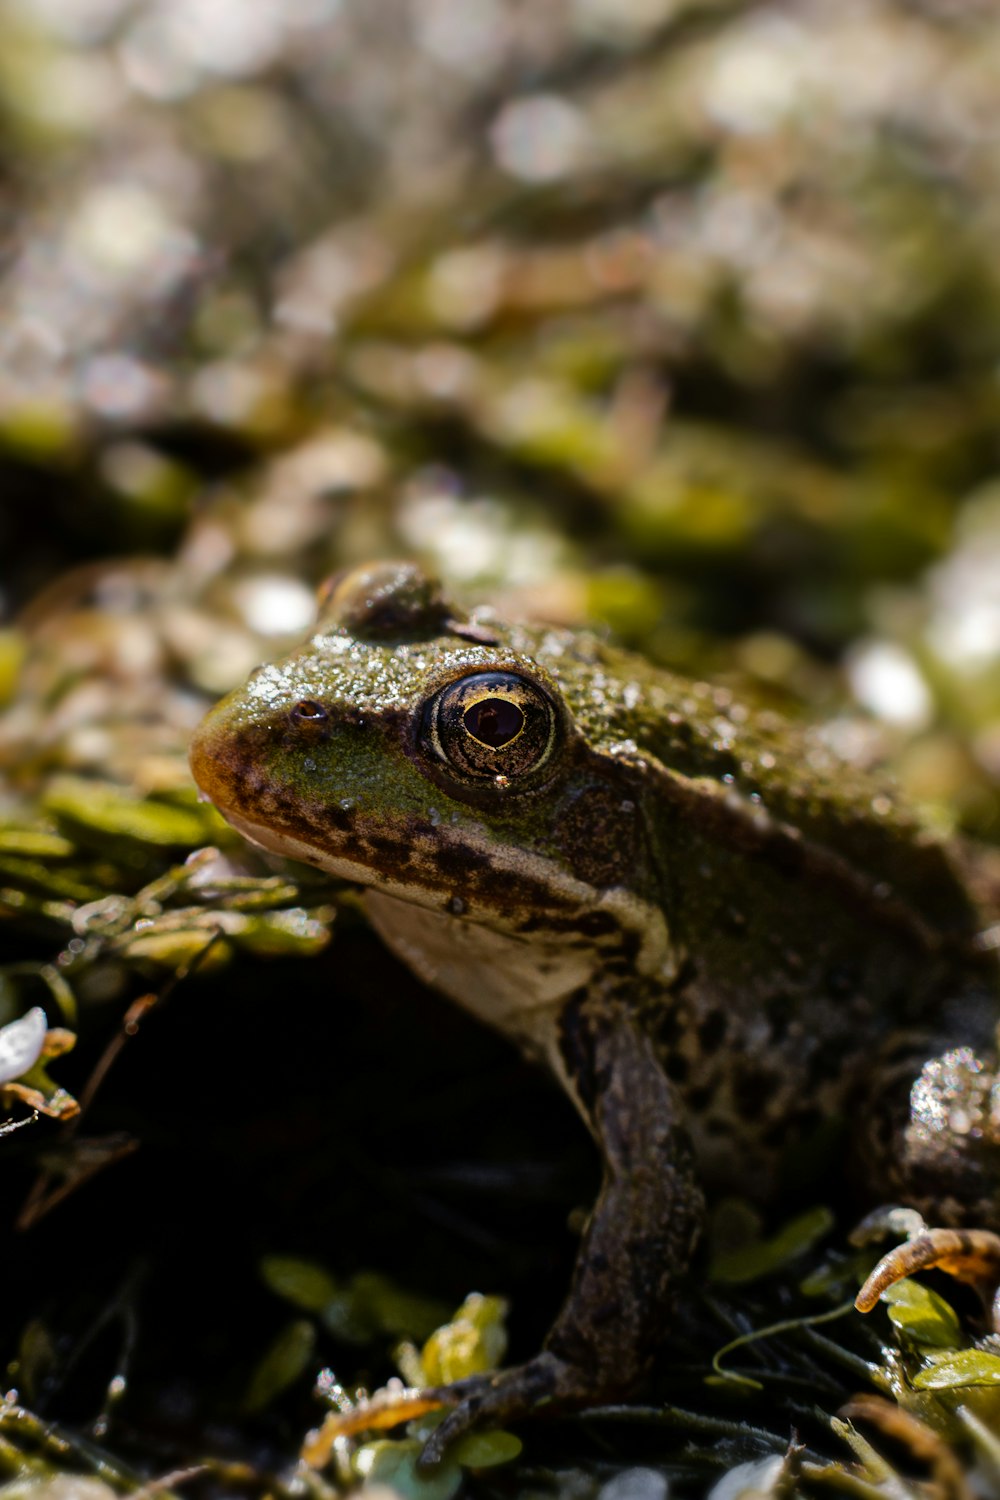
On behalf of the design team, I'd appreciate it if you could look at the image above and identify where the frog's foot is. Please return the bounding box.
[856,1225,1000,1330]
[419,1351,596,1467]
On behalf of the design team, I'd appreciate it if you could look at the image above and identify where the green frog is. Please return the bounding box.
[190,560,1000,1457]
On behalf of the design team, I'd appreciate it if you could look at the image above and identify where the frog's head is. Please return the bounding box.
[190,562,653,949]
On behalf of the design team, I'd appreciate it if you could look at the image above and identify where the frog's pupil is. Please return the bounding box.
[464,698,523,748]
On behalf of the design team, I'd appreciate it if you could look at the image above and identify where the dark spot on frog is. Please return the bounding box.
[517,911,619,938]
[663,1052,690,1085]
[365,833,414,868]
[319,801,355,835]
[558,991,610,1117]
[650,1005,687,1052]
[733,1065,782,1120]
[267,787,314,825]
[429,842,493,880]
[697,1008,727,1051]
[554,783,638,888]
[685,1084,715,1114]
[803,1027,869,1092]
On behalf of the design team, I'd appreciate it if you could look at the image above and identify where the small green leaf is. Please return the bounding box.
[912,1349,1000,1390]
[0,830,74,858]
[122,927,231,969]
[320,1290,379,1346]
[354,1439,461,1500]
[260,1255,338,1312]
[318,1272,449,1347]
[244,1319,315,1412]
[14,1318,55,1404]
[450,1429,523,1468]
[44,776,212,848]
[405,1411,445,1442]
[229,908,331,957]
[882,1278,963,1348]
[351,1271,450,1342]
[419,1293,509,1385]
[709,1206,835,1285]
[798,1255,859,1298]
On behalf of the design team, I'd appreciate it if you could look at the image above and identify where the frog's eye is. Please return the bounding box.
[423,671,559,784]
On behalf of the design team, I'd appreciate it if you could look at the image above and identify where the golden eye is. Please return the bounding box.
[423,671,559,784]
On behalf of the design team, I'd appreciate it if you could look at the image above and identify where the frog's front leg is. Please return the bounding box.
[420,991,704,1465]
[854,1038,1000,1327]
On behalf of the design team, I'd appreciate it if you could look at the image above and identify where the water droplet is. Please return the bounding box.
[449,896,466,915]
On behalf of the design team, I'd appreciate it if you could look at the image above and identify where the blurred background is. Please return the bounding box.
[1,2,1000,1496]
[1,0,999,838]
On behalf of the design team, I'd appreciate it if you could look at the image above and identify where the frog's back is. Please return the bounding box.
[524,621,990,947]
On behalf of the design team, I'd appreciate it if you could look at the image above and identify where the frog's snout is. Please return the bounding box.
[189,705,241,817]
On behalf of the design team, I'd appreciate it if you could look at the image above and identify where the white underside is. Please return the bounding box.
[364,887,593,1068]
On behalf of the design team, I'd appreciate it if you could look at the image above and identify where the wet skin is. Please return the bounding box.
[190,561,1000,1454]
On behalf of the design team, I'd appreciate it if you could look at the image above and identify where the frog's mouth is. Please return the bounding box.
[193,756,671,990]
[199,786,590,929]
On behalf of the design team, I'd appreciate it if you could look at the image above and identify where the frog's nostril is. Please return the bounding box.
[290,699,328,727]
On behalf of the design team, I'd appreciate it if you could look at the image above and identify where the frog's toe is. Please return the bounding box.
[856,1226,1000,1330]
[419,1351,586,1468]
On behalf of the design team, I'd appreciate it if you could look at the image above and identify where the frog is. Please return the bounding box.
[189,559,1000,1458]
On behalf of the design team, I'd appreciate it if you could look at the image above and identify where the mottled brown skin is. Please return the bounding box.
[190,561,1000,1458]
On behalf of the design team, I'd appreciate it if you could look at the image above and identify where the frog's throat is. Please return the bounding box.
[363,887,598,1064]
[214,803,674,987]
